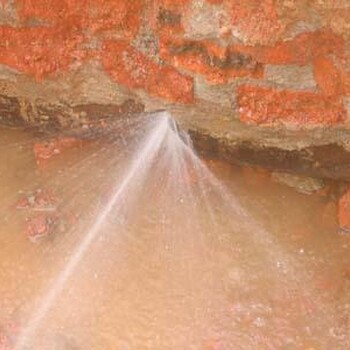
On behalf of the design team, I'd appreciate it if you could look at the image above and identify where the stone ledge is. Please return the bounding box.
[189,129,350,181]
[1,85,350,182]
[170,103,350,181]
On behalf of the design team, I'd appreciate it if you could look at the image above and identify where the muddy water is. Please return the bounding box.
[0,126,349,349]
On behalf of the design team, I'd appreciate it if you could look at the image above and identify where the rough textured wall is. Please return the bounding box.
[2,0,350,229]
[1,0,350,185]
[0,0,349,127]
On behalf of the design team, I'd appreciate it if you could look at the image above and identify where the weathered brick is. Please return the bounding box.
[313,56,350,97]
[16,0,69,24]
[313,56,343,97]
[0,26,86,79]
[232,29,345,65]
[160,38,263,84]
[237,85,347,126]
[102,40,194,103]
[229,0,285,45]
[79,0,143,37]
[17,0,143,38]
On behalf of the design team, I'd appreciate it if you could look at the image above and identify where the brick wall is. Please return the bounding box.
[0,0,349,128]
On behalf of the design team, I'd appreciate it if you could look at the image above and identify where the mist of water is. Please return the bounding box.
[11,111,346,349]
[14,113,172,349]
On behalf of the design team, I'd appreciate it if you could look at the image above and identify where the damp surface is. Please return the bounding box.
[0,118,349,349]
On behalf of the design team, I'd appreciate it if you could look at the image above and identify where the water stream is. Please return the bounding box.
[0,112,349,349]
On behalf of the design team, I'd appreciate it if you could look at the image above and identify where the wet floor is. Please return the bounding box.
[0,118,349,349]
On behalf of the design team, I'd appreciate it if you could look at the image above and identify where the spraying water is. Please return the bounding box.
[14,113,171,349]
[4,111,348,349]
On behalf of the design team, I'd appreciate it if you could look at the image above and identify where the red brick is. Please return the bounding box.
[79,0,143,37]
[102,40,194,103]
[16,0,69,24]
[159,37,263,84]
[229,0,284,45]
[237,85,347,126]
[0,26,86,79]
[232,29,345,65]
[313,56,343,97]
[313,56,350,97]
[17,0,143,38]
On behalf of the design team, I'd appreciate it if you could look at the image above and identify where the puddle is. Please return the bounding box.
[0,117,349,349]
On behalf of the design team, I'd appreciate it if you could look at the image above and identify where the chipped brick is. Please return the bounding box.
[102,40,194,103]
[232,29,345,65]
[237,85,347,126]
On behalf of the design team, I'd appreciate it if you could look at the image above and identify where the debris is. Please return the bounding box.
[24,214,57,243]
[33,140,60,161]
[33,137,83,166]
[16,188,56,211]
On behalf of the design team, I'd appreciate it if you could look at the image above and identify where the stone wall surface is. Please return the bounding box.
[0,0,350,179]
